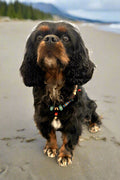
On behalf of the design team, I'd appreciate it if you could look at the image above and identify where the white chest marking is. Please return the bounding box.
[51,118,62,129]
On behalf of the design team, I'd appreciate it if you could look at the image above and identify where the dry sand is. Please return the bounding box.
[0,20,120,180]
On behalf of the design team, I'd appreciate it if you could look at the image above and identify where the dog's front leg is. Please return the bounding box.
[57,121,82,167]
[35,116,58,158]
[57,133,73,167]
[43,128,58,158]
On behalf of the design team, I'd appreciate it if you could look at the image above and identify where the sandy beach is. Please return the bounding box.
[0,20,120,180]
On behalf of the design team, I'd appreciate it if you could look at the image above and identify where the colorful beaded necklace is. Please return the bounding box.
[49,85,81,120]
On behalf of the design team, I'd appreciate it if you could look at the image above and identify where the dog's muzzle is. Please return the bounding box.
[37,34,70,70]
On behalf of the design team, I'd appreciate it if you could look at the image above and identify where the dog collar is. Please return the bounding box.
[49,85,81,114]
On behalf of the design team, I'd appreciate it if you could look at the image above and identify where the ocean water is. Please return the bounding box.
[97,24,120,34]
[68,9,120,34]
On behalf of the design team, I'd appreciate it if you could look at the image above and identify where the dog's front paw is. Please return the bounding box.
[44,146,58,158]
[57,155,72,167]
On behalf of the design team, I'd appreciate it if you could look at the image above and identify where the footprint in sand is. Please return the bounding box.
[0,166,8,175]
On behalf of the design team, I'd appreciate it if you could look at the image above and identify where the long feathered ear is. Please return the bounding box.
[64,34,95,85]
[20,33,44,87]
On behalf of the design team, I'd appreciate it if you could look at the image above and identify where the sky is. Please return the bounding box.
[4,0,120,11]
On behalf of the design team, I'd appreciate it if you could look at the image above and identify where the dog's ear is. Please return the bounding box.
[64,33,95,85]
[20,32,44,87]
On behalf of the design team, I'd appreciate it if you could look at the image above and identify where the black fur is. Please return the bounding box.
[20,32,45,86]
[20,21,101,165]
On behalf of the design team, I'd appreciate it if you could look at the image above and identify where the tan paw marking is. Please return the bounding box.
[89,123,101,133]
[44,147,57,158]
[57,156,72,167]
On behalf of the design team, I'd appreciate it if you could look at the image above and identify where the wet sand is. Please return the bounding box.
[0,20,120,180]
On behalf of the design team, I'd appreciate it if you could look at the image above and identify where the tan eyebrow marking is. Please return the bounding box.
[57,26,67,32]
[38,25,50,31]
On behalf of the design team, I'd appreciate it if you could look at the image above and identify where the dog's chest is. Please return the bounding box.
[51,117,62,130]
[45,71,64,101]
[49,86,60,101]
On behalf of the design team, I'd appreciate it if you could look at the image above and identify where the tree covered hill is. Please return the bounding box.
[0,1,53,20]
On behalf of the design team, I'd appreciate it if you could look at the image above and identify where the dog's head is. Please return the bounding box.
[20,21,95,86]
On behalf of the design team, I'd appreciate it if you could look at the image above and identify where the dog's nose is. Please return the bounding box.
[44,35,59,44]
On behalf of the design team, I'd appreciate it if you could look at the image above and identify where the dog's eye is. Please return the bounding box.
[37,35,43,41]
[62,35,69,42]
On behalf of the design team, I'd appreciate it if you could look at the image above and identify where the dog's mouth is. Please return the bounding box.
[37,35,70,71]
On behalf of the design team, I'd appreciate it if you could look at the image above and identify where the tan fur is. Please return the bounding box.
[45,70,64,102]
[37,40,70,67]
[37,25,50,31]
[57,26,67,32]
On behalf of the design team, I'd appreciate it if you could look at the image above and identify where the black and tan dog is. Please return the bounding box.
[20,21,101,167]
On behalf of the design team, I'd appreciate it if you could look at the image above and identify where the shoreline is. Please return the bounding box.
[0,17,120,34]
